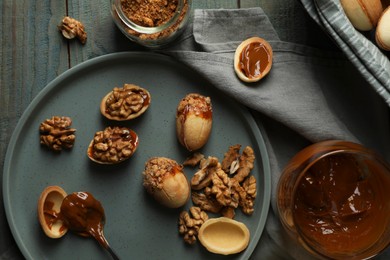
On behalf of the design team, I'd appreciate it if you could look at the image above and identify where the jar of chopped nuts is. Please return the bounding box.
[111,0,191,48]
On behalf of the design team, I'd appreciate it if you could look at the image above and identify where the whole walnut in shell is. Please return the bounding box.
[143,157,190,208]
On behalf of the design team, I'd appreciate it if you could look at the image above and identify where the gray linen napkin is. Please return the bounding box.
[165,7,390,259]
[299,0,390,104]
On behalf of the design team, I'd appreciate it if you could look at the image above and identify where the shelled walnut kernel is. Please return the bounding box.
[178,207,209,245]
[189,145,257,218]
[58,16,87,44]
[39,116,76,151]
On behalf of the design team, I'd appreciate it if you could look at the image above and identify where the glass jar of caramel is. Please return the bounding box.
[111,0,191,48]
[277,140,390,259]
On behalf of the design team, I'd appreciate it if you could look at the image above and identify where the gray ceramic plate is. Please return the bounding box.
[3,52,271,260]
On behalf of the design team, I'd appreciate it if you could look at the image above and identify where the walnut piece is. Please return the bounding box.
[239,175,257,215]
[211,166,240,208]
[39,116,76,151]
[87,126,138,164]
[233,146,255,183]
[59,16,87,44]
[188,144,257,217]
[221,144,241,174]
[191,192,222,214]
[183,152,205,167]
[178,207,208,245]
[191,156,219,190]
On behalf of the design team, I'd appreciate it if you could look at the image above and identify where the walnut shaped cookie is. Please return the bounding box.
[143,157,190,208]
[176,93,213,151]
[100,84,151,121]
[87,126,138,164]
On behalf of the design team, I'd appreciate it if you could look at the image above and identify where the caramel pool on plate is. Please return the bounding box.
[277,140,390,259]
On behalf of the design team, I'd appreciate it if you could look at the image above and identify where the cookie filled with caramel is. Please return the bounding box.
[234,37,273,83]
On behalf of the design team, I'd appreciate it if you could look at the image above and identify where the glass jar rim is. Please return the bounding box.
[113,0,185,34]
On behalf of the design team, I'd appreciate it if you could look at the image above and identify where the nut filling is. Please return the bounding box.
[87,126,138,164]
[121,0,179,27]
[120,0,189,41]
[39,116,76,151]
[101,84,151,121]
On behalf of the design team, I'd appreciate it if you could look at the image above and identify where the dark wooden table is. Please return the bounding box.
[1,0,362,258]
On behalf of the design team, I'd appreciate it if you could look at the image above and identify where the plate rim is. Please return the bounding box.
[3,51,271,259]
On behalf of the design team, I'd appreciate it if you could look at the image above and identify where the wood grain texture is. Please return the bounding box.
[0,1,67,256]
[0,0,68,137]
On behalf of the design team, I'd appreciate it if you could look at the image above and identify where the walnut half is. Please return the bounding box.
[178,207,209,245]
[189,145,257,217]
[39,116,76,151]
[58,16,87,44]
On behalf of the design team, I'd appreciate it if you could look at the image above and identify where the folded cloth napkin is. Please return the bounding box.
[299,0,390,104]
[164,7,390,259]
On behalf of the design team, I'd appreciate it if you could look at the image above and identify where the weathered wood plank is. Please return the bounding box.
[0,0,68,256]
[0,3,69,165]
[0,0,69,128]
